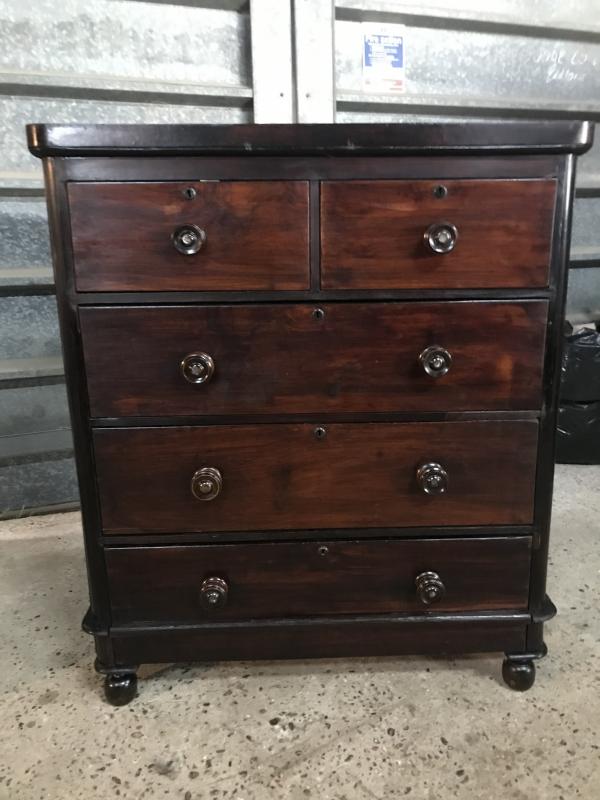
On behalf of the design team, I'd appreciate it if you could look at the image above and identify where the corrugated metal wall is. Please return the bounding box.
[1,0,599,516]
[0,0,254,516]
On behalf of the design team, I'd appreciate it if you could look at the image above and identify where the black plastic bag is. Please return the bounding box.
[560,322,600,402]
[556,401,600,464]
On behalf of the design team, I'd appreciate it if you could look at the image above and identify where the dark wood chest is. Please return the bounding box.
[28,121,593,705]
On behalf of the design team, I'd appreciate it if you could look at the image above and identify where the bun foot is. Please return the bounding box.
[104,672,138,706]
[502,658,536,691]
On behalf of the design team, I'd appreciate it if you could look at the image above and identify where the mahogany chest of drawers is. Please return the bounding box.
[28,121,593,705]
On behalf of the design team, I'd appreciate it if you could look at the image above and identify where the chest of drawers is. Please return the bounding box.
[28,121,593,705]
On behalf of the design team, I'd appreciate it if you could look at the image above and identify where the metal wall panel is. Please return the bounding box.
[294,0,336,122]
[566,269,600,323]
[0,460,78,519]
[0,1,250,85]
[576,139,600,191]
[0,296,61,361]
[250,0,294,122]
[572,198,600,263]
[0,198,50,267]
[336,19,600,114]
[336,0,600,34]
[0,384,70,438]
[0,0,255,515]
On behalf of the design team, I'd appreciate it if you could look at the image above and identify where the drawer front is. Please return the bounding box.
[68,181,310,291]
[321,179,556,289]
[106,537,532,624]
[81,301,548,417]
[94,421,538,534]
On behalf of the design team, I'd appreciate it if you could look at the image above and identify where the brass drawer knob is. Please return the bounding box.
[424,222,458,254]
[417,462,448,495]
[415,571,445,605]
[172,223,207,255]
[181,352,215,384]
[419,345,452,378]
[200,576,228,609]
[191,466,222,501]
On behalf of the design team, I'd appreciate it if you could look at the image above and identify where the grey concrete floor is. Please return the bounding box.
[0,464,599,800]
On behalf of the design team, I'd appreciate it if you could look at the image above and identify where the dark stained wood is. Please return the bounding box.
[28,121,590,693]
[321,179,557,289]
[75,288,553,305]
[101,524,533,547]
[106,536,532,624]
[80,301,548,418]
[110,617,528,665]
[68,181,310,292]
[528,152,576,634]
[27,121,593,157]
[39,159,113,637]
[63,153,564,187]
[94,421,539,533]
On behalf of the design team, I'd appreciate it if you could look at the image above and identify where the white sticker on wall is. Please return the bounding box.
[362,25,405,93]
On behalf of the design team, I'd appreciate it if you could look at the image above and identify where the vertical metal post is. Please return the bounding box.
[293,0,336,123]
[249,0,295,123]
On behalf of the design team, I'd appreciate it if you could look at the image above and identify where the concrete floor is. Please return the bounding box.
[0,464,599,800]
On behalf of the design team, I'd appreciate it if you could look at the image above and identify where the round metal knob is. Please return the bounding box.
[181,352,215,385]
[191,467,222,501]
[419,345,452,378]
[200,576,228,609]
[424,222,458,254]
[416,462,448,495]
[172,224,207,255]
[415,571,445,605]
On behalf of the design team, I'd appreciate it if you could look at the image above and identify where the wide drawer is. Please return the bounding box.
[106,537,532,624]
[321,179,556,289]
[81,301,548,417]
[68,181,310,291]
[94,421,539,534]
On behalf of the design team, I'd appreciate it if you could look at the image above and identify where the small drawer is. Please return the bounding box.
[320,179,556,289]
[106,537,532,625]
[94,421,539,534]
[68,180,310,291]
[80,300,548,418]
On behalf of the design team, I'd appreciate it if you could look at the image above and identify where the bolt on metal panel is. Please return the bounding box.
[294,0,336,123]
[250,0,295,122]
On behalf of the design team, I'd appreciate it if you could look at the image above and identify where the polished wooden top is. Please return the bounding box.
[27,120,594,157]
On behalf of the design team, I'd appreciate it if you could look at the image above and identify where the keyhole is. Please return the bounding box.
[433,184,448,198]
[183,187,197,200]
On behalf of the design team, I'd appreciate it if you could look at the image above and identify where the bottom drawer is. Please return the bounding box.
[106,537,531,625]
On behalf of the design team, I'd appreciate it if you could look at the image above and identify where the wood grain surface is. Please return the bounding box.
[69,180,310,291]
[81,301,548,417]
[106,536,531,624]
[94,421,539,533]
[321,179,556,289]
